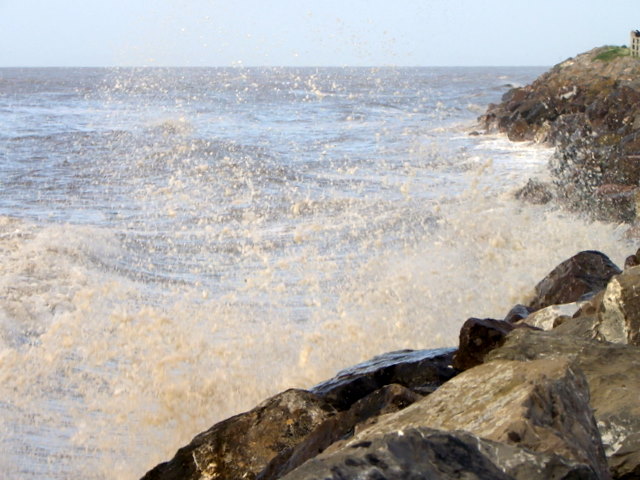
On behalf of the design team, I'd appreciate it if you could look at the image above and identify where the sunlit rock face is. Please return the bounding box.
[346,357,609,479]
[598,265,640,345]
[488,329,640,479]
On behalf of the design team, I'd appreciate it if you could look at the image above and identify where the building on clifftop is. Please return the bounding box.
[631,30,640,58]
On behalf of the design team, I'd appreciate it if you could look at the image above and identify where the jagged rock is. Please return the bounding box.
[598,265,640,345]
[281,427,513,480]
[261,384,423,479]
[504,304,532,323]
[310,348,457,410]
[141,389,337,480]
[487,328,640,479]
[516,301,583,330]
[281,426,600,480]
[528,250,621,311]
[352,357,610,478]
[514,178,554,204]
[452,318,519,371]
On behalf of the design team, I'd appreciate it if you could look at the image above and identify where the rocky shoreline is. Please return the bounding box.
[140,50,640,479]
[479,45,640,223]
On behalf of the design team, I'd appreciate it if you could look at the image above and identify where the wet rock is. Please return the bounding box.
[487,328,640,479]
[354,357,610,478]
[504,304,532,323]
[514,178,555,204]
[282,426,599,480]
[624,253,640,269]
[261,384,423,479]
[507,118,533,141]
[281,427,515,480]
[528,250,621,311]
[598,265,640,345]
[310,347,457,411]
[452,318,519,371]
[141,389,337,480]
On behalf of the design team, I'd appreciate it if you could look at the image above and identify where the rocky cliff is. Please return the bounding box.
[479,46,640,222]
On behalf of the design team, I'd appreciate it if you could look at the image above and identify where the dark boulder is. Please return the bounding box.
[141,389,337,480]
[528,250,621,311]
[310,348,457,410]
[282,427,600,480]
[281,427,515,480]
[453,318,520,371]
[514,178,555,204]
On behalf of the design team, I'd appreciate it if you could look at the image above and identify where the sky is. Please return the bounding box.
[0,0,638,67]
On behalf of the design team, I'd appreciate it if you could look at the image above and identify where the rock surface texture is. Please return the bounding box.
[488,329,640,479]
[479,46,640,222]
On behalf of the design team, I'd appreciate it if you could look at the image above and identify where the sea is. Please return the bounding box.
[0,66,631,479]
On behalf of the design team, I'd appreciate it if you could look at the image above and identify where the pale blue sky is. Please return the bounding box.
[0,0,638,67]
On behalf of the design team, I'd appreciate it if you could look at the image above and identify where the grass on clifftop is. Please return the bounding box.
[594,46,630,61]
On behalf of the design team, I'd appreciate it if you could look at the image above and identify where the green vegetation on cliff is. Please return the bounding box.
[594,45,630,62]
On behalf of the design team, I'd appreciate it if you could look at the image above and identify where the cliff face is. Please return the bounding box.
[480,46,640,222]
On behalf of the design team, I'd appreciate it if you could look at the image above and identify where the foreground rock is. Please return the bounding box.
[349,357,609,478]
[141,389,337,480]
[281,427,599,480]
[142,249,640,480]
[143,349,457,480]
[488,328,640,479]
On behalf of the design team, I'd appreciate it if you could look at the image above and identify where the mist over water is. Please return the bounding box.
[0,67,630,478]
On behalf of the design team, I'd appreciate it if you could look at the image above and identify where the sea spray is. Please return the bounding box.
[0,67,630,478]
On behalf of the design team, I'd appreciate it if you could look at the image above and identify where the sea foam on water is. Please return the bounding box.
[0,67,629,478]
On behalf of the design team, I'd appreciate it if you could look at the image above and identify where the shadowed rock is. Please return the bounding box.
[528,250,621,311]
[504,304,532,323]
[282,427,600,480]
[260,384,423,479]
[452,318,521,371]
[141,389,337,480]
[514,178,555,204]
